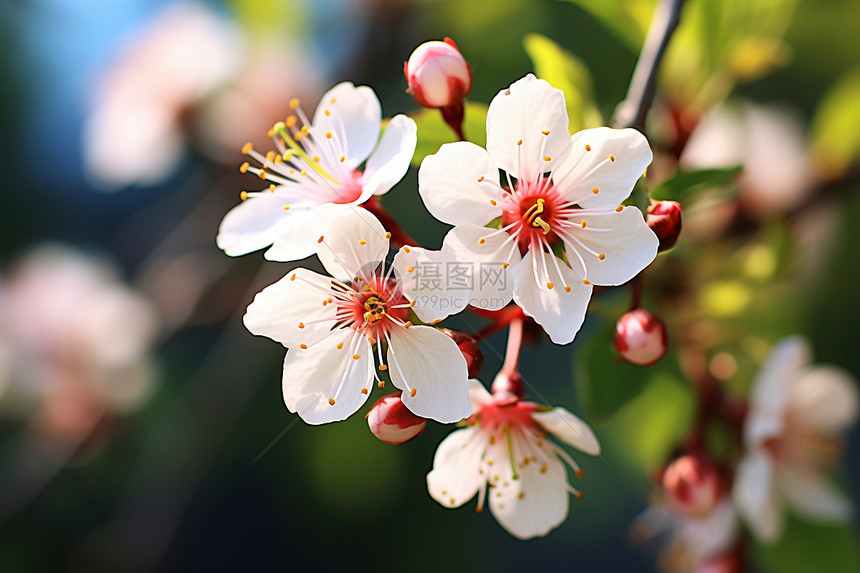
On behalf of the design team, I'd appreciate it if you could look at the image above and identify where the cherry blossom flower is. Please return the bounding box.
[242,208,470,425]
[732,337,858,542]
[217,82,417,262]
[426,379,600,539]
[419,74,658,344]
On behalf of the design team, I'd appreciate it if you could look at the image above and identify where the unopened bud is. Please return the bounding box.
[367,392,427,445]
[614,308,668,366]
[662,455,721,517]
[442,328,484,378]
[491,370,524,403]
[404,38,471,109]
[695,550,745,573]
[647,200,682,252]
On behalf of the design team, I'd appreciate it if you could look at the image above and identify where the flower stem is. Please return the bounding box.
[503,317,524,372]
[613,0,685,131]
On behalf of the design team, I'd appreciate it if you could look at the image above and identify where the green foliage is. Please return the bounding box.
[650,165,743,200]
[523,33,603,132]
[810,68,860,180]
[754,518,860,573]
[410,102,489,167]
[625,176,652,215]
[554,0,654,50]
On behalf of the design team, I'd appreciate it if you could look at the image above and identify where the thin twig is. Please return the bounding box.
[613,0,685,131]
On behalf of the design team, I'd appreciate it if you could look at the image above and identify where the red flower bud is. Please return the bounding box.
[647,200,682,252]
[662,455,721,517]
[404,38,471,109]
[491,370,525,402]
[442,328,484,378]
[613,308,668,366]
[367,392,427,445]
[695,550,745,573]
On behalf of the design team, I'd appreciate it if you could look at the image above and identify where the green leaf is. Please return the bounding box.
[810,68,860,180]
[754,517,860,573]
[623,176,651,215]
[523,33,602,133]
[650,165,743,200]
[410,102,488,167]
[574,319,652,420]
[555,0,654,50]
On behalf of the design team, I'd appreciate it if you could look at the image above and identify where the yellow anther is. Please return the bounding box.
[240,191,248,200]
[266,128,274,137]
[409,300,416,308]
[543,155,551,162]
[256,170,267,180]
[576,469,584,479]
[300,125,310,136]
[404,246,411,253]
[339,156,345,163]
[313,156,320,163]
[410,388,417,397]
[502,263,509,269]
[547,282,554,289]
[404,321,413,329]
[286,116,298,128]
[385,232,392,239]
[564,286,571,293]
[379,364,388,371]
[353,354,361,360]
[274,155,283,164]
[318,236,324,243]
[519,492,525,500]
[541,130,550,135]
[239,162,250,173]
[284,205,291,211]
[406,266,415,273]
[325,131,332,139]
[540,465,548,474]
[477,176,485,182]
[324,109,331,117]
[337,342,344,349]
[609,154,615,162]
[584,144,591,152]
[358,239,367,246]
[532,217,551,235]
[361,388,368,395]
[598,253,605,260]
[616,205,623,212]
[378,380,385,388]
[330,98,336,104]
[265,151,275,163]
[290,273,296,281]
[328,397,336,405]
[290,98,300,109]
[517,139,523,146]
[241,142,253,154]
[592,188,599,194]
[300,344,308,349]
[490,199,497,206]
[478,238,486,245]
[269,184,276,192]
[581,220,587,228]
[582,279,590,285]
[298,322,305,329]
[300,170,307,176]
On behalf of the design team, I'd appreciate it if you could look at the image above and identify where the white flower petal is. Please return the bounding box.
[746,336,811,446]
[468,379,493,412]
[262,206,331,262]
[733,450,784,542]
[560,206,657,286]
[282,331,374,425]
[312,82,381,166]
[386,325,471,423]
[486,74,571,182]
[359,114,417,198]
[392,247,469,323]
[488,431,569,539]
[441,224,520,311]
[788,365,859,432]
[243,268,338,347]
[778,468,853,522]
[531,407,600,455]
[554,127,652,209]
[216,192,305,258]
[418,141,503,226]
[511,249,592,345]
[316,207,389,281]
[427,426,487,508]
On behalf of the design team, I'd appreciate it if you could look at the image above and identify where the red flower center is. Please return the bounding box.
[500,178,564,253]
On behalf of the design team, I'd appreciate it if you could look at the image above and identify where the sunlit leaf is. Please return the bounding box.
[754,517,860,573]
[555,0,654,50]
[523,33,602,132]
[410,102,488,167]
[810,68,860,180]
[650,166,743,200]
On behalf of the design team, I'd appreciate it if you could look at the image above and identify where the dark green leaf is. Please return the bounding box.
[650,166,743,200]
[755,517,860,573]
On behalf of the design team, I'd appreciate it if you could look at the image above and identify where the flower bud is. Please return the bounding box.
[404,38,471,109]
[442,328,484,378]
[695,551,745,573]
[647,200,682,252]
[367,392,427,445]
[491,370,525,403]
[662,455,721,517]
[614,308,668,366]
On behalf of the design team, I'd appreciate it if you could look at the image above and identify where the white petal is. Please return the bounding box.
[418,141,503,226]
[282,331,374,425]
[554,128,652,209]
[746,337,810,446]
[486,74,571,182]
[263,206,330,262]
[426,426,487,508]
[778,468,853,522]
[316,207,389,281]
[678,500,739,562]
[488,430,569,539]
[468,379,493,412]
[392,247,469,323]
[216,192,298,257]
[441,224,520,311]
[312,82,381,166]
[788,366,859,432]
[359,114,417,197]
[560,206,658,286]
[531,407,600,455]
[733,450,784,542]
[511,249,592,345]
[386,325,471,423]
[243,268,338,347]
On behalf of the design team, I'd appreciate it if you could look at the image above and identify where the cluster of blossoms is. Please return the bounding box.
[216,39,857,550]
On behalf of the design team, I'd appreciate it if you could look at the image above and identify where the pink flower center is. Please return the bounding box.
[500,179,565,253]
[338,275,410,342]
[479,399,540,431]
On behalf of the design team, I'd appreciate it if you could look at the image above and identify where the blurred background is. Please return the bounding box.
[1,0,859,570]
